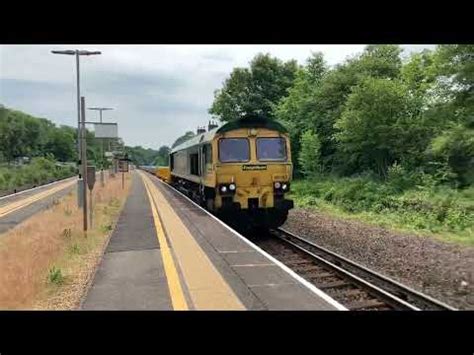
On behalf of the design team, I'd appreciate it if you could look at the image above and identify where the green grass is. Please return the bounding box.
[48,266,64,285]
[289,176,474,246]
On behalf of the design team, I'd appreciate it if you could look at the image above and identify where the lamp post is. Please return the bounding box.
[51,49,101,208]
[88,107,114,187]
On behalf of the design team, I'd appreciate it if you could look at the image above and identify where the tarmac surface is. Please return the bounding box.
[82,174,172,310]
[0,178,76,235]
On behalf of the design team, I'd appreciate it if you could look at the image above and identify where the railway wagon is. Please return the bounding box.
[156,166,171,183]
[169,116,294,230]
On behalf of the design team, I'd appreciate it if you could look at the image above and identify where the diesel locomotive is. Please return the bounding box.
[167,115,294,231]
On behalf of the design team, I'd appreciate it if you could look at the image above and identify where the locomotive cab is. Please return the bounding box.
[169,116,294,231]
[214,127,293,229]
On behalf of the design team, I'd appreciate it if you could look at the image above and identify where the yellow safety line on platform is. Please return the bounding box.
[139,171,245,310]
[0,180,75,219]
[142,175,189,310]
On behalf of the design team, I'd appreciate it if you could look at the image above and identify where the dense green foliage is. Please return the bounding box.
[209,53,298,121]
[0,105,118,192]
[210,45,474,187]
[155,145,171,166]
[290,176,474,245]
[298,130,321,176]
[210,45,473,242]
[0,106,76,163]
[0,105,112,167]
[0,157,76,193]
[126,145,170,166]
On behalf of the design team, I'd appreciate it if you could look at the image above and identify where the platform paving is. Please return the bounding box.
[81,173,172,310]
[149,173,343,310]
[82,171,344,310]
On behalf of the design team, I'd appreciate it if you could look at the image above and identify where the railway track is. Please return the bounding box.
[254,228,456,310]
[142,169,457,311]
[0,176,75,200]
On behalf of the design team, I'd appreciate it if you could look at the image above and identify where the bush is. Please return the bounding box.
[298,130,322,177]
[0,157,75,193]
[290,175,474,241]
[386,163,415,192]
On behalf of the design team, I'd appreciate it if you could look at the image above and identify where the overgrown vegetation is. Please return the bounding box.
[0,105,114,165]
[210,45,474,243]
[290,175,473,245]
[126,145,170,166]
[0,105,119,192]
[0,157,75,193]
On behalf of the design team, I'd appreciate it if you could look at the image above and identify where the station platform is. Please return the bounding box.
[82,170,345,310]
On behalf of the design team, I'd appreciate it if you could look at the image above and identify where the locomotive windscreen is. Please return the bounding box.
[219,138,250,162]
[256,137,287,161]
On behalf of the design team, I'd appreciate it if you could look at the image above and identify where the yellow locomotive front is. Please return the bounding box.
[212,126,293,229]
[169,116,294,231]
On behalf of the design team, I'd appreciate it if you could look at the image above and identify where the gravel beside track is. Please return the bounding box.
[283,208,474,310]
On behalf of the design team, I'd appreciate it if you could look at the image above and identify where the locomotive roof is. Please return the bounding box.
[170,127,219,153]
[170,116,288,153]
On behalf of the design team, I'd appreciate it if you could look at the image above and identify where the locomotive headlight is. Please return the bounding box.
[221,185,227,193]
[229,183,236,191]
[274,182,281,189]
[282,183,288,191]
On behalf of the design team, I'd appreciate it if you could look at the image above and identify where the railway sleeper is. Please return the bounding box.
[292,264,324,273]
[283,259,315,266]
[345,299,388,310]
[339,289,367,298]
[307,272,336,280]
[317,280,350,290]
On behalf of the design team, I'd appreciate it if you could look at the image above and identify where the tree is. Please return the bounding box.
[334,77,417,178]
[172,131,196,148]
[401,49,437,101]
[298,130,322,177]
[275,52,328,173]
[44,126,76,162]
[0,107,30,162]
[276,46,405,175]
[431,45,474,123]
[429,123,474,186]
[424,45,474,186]
[355,45,402,79]
[154,145,171,166]
[209,53,298,121]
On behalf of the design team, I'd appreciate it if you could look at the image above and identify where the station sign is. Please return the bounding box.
[95,123,118,139]
[118,159,129,172]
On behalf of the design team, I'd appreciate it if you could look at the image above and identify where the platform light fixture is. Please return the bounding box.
[51,48,102,210]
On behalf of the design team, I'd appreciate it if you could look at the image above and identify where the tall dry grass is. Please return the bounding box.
[0,172,132,309]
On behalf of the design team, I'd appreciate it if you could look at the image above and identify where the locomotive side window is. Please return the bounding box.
[190,153,199,175]
[204,144,212,164]
[219,138,250,163]
[256,137,287,161]
[170,153,174,170]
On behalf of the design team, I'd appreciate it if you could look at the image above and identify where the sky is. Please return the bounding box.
[0,45,434,149]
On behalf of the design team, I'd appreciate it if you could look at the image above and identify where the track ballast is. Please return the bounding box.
[254,228,456,310]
